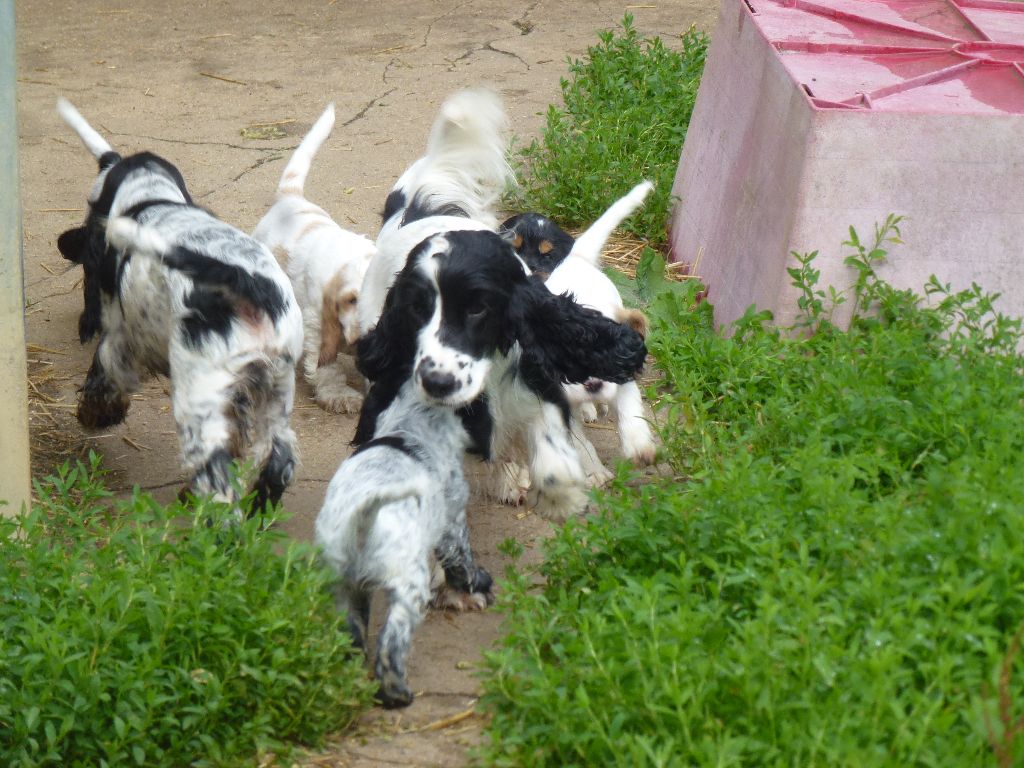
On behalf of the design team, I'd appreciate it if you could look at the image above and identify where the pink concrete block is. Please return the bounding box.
[669,0,1024,329]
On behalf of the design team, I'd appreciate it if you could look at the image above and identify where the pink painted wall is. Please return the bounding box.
[670,0,1024,330]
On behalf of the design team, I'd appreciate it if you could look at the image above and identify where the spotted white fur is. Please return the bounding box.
[315,381,492,708]
[58,98,303,511]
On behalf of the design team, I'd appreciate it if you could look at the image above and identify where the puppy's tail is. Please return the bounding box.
[276,103,335,198]
[57,97,119,167]
[570,181,654,267]
[106,217,287,318]
[408,88,515,226]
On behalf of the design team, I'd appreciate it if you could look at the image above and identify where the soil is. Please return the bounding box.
[15,1,716,764]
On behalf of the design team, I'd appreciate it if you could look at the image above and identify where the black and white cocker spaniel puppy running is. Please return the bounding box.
[316,379,493,709]
[356,230,648,522]
[252,103,375,414]
[355,88,648,521]
[56,98,303,513]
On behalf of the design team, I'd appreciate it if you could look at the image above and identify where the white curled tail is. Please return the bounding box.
[399,88,515,228]
[570,180,654,267]
[277,103,335,197]
[57,98,115,160]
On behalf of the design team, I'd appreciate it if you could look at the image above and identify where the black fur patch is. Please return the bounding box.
[250,435,295,516]
[97,150,122,171]
[181,288,236,349]
[456,395,493,460]
[162,245,288,323]
[400,192,469,227]
[352,434,420,461]
[500,212,575,275]
[382,189,406,224]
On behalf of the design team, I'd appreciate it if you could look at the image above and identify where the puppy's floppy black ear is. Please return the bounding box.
[509,276,647,387]
[355,267,434,383]
[58,226,105,343]
[57,227,89,263]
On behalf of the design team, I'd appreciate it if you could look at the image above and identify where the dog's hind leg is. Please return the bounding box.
[173,363,242,505]
[77,331,139,429]
[245,360,299,517]
[332,581,372,653]
[375,565,431,709]
[432,495,493,611]
[251,433,297,515]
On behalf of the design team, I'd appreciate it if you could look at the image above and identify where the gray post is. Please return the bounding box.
[0,0,31,516]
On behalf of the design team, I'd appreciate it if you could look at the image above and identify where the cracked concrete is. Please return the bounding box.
[15,0,716,764]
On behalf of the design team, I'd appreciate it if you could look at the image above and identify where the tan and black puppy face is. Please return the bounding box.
[500,213,576,277]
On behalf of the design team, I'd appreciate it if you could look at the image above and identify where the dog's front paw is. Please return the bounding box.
[315,385,364,414]
[431,586,493,611]
[375,678,415,709]
[431,566,494,611]
[313,366,364,414]
[77,392,131,429]
[585,464,614,488]
[528,482,589,523]
[622,431,658,468]
[491,461,530,506]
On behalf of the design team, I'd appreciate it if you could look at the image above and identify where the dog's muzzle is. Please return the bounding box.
[416,357,458,400]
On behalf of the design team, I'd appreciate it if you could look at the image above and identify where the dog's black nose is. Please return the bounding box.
[583,378,604,394]
[419,368,457,399]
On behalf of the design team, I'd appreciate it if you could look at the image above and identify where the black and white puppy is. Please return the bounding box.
[498,212,575,278]
[358,87,513,335]
[356,229,648,522]
[355,88,646,521]
[56,98,303,512]
[315,379,492,709]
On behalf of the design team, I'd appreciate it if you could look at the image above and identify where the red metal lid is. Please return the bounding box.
[749,0,1024,112]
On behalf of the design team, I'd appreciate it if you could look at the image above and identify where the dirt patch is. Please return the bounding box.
[15,1,717,763]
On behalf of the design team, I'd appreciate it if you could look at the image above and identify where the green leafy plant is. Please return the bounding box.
[513,15,707,245]
[0,455,374,767]
[479,226,1024,767]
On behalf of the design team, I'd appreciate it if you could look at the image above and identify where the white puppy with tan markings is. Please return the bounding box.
[253,104,376,414]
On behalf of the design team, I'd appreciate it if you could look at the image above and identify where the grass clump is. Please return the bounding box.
[514,14,707,245]
[479,219,1024,766]
[0,455,374,767]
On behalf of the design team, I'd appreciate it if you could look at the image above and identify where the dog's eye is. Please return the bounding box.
[347,296,358,306]
[466,302,487,321]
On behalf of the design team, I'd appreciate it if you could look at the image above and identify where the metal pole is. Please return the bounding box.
[0,0,31,517]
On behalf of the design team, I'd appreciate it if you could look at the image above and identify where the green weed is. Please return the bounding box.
[479,226,1024,767]
[0,455,374,767]
[513,15,707,245]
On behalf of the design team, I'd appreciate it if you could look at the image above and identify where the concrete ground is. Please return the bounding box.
[15,1,716,764]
